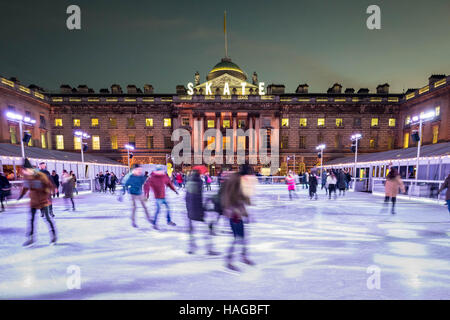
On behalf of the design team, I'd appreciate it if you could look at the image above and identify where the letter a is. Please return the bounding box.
[366,5,381,30]
[66,265,81,289]
[223,82,230,95]
[66,5,81,30]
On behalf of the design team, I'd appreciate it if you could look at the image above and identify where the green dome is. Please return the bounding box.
[207,58,247,81]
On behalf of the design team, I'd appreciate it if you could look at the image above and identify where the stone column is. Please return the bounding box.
[215,112,222,164]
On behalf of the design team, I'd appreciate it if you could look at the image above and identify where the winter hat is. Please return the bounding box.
[23,158,33,169]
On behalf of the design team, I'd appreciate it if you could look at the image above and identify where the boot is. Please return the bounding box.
[226,262,240,272]
[23,236,34,247]
[207,250,221,256]
[50,233,57,245]
[167,221,176,226]
[241,256,255,266]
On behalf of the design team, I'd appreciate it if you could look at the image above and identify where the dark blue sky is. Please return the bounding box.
[0,0,449,93]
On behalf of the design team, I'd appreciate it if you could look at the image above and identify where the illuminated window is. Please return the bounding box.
[405,116,411,125]
[207,120,215,128]
[56,135,64,150]
[299,118,307,127]
[317,118,325,126]
[207,136,215,150]
[111,135,118,150]
[371,118,379,127]
[73,119,80,127]
[432,125,439,144]
[181,118,189,126]
[109,118,117,127]
[223,120,231,128]
[55,118,63,127]
[127,118,135,128]
[92,136,100,150]
[336,118,343,127]
[91,118,99,127]
[24,131,33,146]
[369,139,376,149]
[237,136,246,150]
[435,106,440,117]
[403,132,409,149]
[9,127,17,144]
[146,118,154,127]
[281,118,289,127]
[164,118,172,127]
[147,136,154,149]
[41,133,47,149]
[389,118,396,127]
[238,120,246,128]
[74,137,81,150]
[223,136,230,150]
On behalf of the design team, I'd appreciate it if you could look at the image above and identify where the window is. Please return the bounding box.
[39,115,46,128]
[41,133,47,149]
[223,119,231,128]
[127,118,135,128]
[9,127,17,144]
[55,118,63,127]
[435,106,440,117]
[369,139,376,149]
[371,118,379,127]
[263,118,271,127]
[281,135,289,149]
[237,136,246,150]
[354,117,361,127]
[317,133,324,144]
[128,135,136,147]
[56,135,64,150]
[73,119,80,127]
[92,136,100,150]
[317,118,325,127]
[25,131,33,147]
[387,136,394,150]
[164,118,172,127]
[336,118,343,127]
[389,118,396,127]
[223,136,230,150]
[238,119,246,128]
[91,118,99,127]
[405,116,411,125]
[74,137,81,150]
[207,120,215,128]
[281,118,289,127]
[299,118,307,127]
[111,135,118,149]
[164,136,172,149]
[181,118,189,126]
[403,132,409,149]
[147,136,154,149]
[432,125,439,144]
[299,136,306,149]
[207,136,215,150]
[334,135,341,148]
[109,118,117,127]
[145,118,154,127]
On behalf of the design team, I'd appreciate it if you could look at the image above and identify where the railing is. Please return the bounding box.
[372,178,446,203]
[349,177,371,192]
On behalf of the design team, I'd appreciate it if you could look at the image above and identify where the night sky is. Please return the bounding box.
[0,0,449,94]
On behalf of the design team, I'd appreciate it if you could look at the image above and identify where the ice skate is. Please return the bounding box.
[167,221,176,226]
[23,237,34,247]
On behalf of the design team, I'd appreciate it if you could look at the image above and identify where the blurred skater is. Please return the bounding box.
[51,170,60,198]
[383,168,405,215]
[327,171,337,200]
[61,171,75,211]
[438,173,450,213]
[38,162,55,217]
[286,171,297,200]
[0,172,11,212]
[337,169,347,196]
[309,171,318,200]
[124,164,151,228]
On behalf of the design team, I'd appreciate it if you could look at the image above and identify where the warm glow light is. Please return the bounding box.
[351,133,362,140]
[316,144,326,150]
[124,144,134,150]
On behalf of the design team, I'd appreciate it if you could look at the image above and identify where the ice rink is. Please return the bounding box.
[0,184,449,300]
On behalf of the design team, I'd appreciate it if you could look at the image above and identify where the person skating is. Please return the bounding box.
[104,170,111,193]
[185,169,219,255]
[205,173,212,191]
[337,169,347,196]
[98,172,105,192]
[302,171,309,189]
[383,168,405,214]
[124,164,152,228]
[109,172,118,194]
[309,171,318,200]
[438,173,450,213]
[18,159,57,246]
[61,170,75,211]
[0,172,11,212]
[38,162,55,217]
[321,171,328,195]
[327,171,337,200]
[221,165,257,271]
[144,165,179,229]
[51,170,60,198]
[285,171,297,200]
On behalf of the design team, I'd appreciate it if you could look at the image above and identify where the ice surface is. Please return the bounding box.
[0,185,449,299]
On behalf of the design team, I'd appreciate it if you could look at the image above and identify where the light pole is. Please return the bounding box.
[125,144,134,172]
[316,144,326,176]
[351,133,362,189]
[74,131,90,178]
[6,112,36,159]
[411,110,436,190]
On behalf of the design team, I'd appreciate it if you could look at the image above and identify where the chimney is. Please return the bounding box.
[267,84,285,94]
[357,88,369,94]
[9,77,20,84]
[376,83,389,94]
[328,83,342,94]
[344,88,355,94]
[99,88,110,94]
[405,88,417,95]
[143,84,154,94]
[111,84,123,94]
[296,84,309,94]
[127,85,138,94]
[60,84,72,94]
[77,85,89,93]
[428,74,446,85]
[176,85,186,95]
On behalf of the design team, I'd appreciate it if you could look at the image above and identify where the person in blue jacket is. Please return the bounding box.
[123,164,151,228]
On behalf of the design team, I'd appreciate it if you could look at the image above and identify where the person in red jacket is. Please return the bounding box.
[144,165,179,229]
